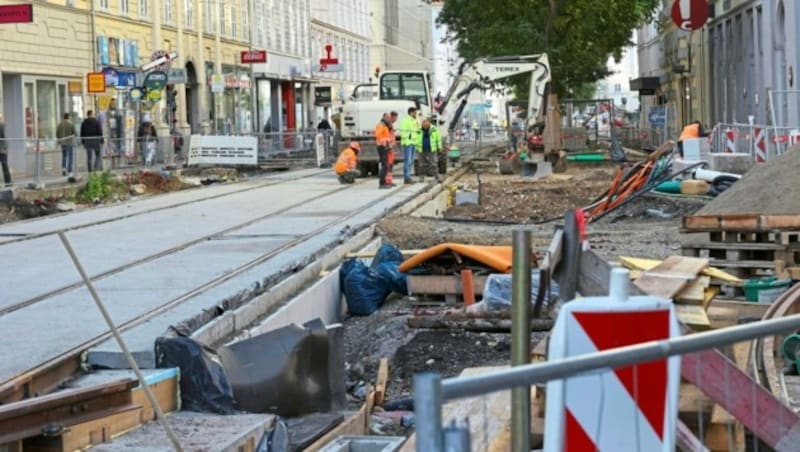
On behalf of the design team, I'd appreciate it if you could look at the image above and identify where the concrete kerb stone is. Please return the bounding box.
[192,225,377,347]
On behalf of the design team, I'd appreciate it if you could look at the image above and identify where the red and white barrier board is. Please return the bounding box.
[544,269,681,452]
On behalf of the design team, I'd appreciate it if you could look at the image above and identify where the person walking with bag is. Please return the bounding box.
[56,113,76,176]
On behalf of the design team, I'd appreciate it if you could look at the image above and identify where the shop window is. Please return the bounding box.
[36,80,58,140]
[58,84,67,118]
[258,79,272,132]
[24,82,34,139]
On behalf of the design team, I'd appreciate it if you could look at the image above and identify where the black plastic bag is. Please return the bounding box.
[374,261,409,295]
[372,243,405,267]
[155,335,235,414]
[342,259,392,315]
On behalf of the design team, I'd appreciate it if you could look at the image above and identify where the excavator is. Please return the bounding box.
[338,53,554,176]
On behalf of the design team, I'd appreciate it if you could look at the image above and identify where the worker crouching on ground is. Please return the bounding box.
[415,118,442,182]
[399,107,420,184]
[678,120,707,157]
[334,141,361,184]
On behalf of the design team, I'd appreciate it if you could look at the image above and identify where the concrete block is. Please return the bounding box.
[319,436,406,452]
[710,153,754,175]
[455,190,479,205]
[672,159,705,179]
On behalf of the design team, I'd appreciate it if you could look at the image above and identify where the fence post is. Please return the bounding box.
[511,229,532,452]
[414,373,443,452]
[33,136,41,188]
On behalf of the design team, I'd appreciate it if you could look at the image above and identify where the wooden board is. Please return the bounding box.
[706,306,739,330]
[131,374,179,423]
[709,298,770,319]
[22,405,143,452]
[679,383,714,426]
[683,214,800,232]
[675,276,710,305]
[407,275,489,296]
[304,394,372,452]
[633,256,709,299]
[618,256,741,283]
[674,305,711,330]
[374,358,389,406]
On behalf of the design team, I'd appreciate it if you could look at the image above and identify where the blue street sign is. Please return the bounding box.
[648,106,667,128]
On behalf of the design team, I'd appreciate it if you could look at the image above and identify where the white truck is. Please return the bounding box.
[338,53,552,176]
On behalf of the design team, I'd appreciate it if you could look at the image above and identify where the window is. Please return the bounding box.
[231,6,237,39]
[164,0,173,24]
[98,0,109,10]
[139,0,149,18]
[219,2,226,36]
[120,0,129,14]
[380,73,429,105]
[185,0,193,28]
[205,0,213,33]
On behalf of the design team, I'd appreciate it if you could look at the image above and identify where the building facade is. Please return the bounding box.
[368,0,434,76]
[634,0,800,135]
[310,0,371,120]
[0,0,94,175]
[250,0,315,134]
[595,34,641,114]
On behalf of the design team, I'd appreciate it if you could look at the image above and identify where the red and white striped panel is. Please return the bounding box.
[725,129,736,153]
[753,127,767,163]
[545,296,681,451]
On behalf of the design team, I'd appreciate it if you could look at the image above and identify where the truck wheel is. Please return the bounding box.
[358,161,370,178]
[438,152,447,175]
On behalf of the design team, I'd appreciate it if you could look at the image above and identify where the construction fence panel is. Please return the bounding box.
[708,123,800,162]
[618,127,667,150]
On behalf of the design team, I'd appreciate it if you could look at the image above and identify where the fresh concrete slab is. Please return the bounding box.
[92,412,276,452]
[709,152,754,175]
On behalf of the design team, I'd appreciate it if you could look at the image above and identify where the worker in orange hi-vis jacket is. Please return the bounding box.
[374,112,396,189]
[334,141,361,184]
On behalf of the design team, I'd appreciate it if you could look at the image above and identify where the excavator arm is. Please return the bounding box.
[436,53,551,142]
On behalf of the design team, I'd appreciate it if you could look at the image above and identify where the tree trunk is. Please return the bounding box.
[544,93,563,154]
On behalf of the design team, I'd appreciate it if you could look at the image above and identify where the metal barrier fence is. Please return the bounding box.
[707,123,800,162]
[618,126,668,150]
[413,276,800,451]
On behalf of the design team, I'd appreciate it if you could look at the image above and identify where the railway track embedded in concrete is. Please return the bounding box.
[0,168,331,246]
[0,178,414,401]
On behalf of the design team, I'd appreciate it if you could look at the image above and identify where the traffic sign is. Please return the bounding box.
[87,72,106,94]
[648,106,667,128]
[211,74,224,94]
[128,87,144,102]
[316,63,344,73]
[671,0,709,32]
[143,71,168,91]
[149,50,173,72]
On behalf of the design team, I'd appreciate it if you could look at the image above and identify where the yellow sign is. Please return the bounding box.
[68,81,82,95]
[97,96,113,111]
[87,72,106,94]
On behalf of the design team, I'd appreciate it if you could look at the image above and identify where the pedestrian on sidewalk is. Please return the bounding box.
[56,113,76,176]
[399,107,420,184]
[415,118,442,183]
[374,112,395,189]
[138,115,158,167]
[334,141,361,184]
[80,110,104,173]
[0,114,10,186]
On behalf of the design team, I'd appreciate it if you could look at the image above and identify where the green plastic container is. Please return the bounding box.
[566,153,608,162]
[655,181,682,194]
[743,276,792,303]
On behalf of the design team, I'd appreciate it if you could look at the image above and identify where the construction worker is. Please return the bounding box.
[678,120,706,157]
[399,107,420,184]
[415,118,442,182]
[334,141,361,184]
[374,112,395,188]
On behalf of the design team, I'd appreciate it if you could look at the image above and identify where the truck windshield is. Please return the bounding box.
[380,73,429,106]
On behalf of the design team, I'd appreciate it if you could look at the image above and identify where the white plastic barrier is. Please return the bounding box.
[187,135,258,166]
[544,269,681,452]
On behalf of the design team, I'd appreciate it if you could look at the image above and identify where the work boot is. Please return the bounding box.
[404,178,414,185]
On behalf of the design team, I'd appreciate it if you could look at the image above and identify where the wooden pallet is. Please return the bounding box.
[683,214,800,232]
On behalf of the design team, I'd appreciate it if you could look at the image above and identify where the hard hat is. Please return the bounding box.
[350,141,361,151]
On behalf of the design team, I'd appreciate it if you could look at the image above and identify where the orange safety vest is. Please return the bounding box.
[334,147,357,175]
[375,120,393,146]
[679,123,700,141]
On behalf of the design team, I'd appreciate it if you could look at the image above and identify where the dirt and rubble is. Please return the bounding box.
[344,162,709,414]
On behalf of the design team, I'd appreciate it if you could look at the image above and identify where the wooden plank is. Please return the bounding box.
[619,256,742,283]
[674,305,711,330]
[680,240,785,251]
[23,405,143,452]
[407,275,489,296]
[303,405,370,452]
[683,349,800,450]
[709,298,770,319]
[131,374,179,423]
[676,276,710,305]
[704,422,745,452]
[679,383,714,425]
[707,259,777,269]
[706,306,739,330]
[374,358,389,406]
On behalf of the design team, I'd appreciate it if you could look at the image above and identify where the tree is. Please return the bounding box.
[437,0,659,99]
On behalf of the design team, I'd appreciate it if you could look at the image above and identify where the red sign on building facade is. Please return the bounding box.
[241,50,267,64]
[670,0,710,32]
[0,4,33,24]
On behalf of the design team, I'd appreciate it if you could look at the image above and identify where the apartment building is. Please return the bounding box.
[368,0,434,76]
[310,0,371,119]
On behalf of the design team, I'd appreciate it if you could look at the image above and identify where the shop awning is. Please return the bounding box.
[629,77,660,95]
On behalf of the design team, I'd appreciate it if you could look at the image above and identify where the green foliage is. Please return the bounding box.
[79,171,114,203]
[437,0,660,98]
